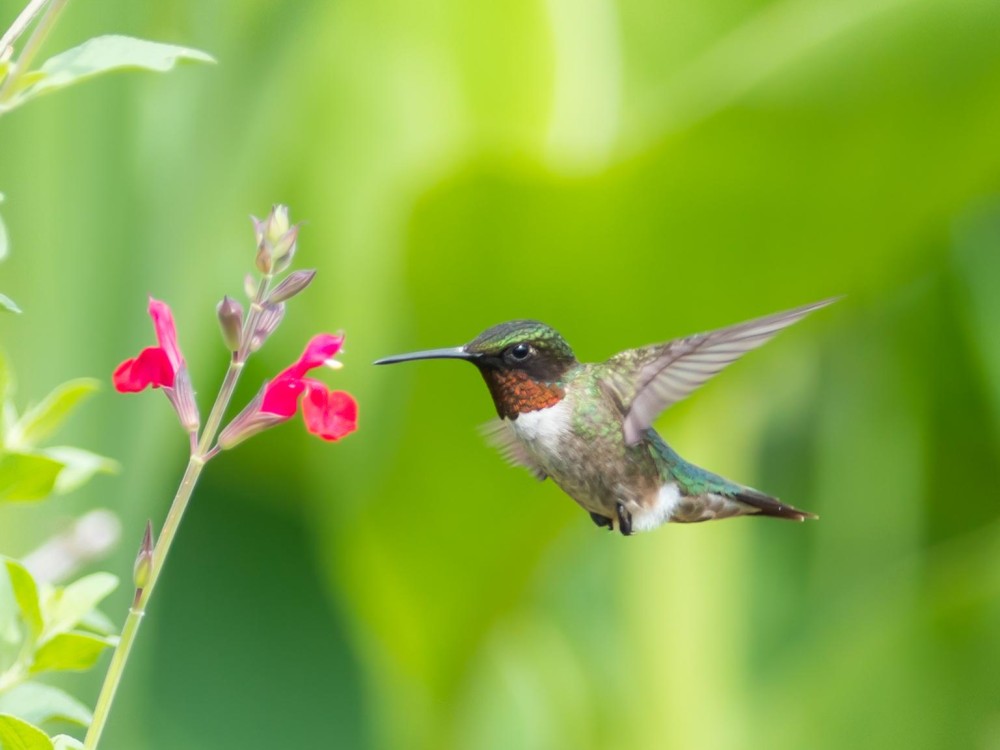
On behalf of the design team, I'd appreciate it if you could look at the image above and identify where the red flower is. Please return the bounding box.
[302,386,358,441]
[113,298,185,392]
[219,334,357,447]
[113,298,200,431]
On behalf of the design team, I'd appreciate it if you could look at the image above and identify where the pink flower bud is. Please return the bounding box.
[133,520,154,591]
[269,269,316,304]
[216,296,244,352]
[249,302,285,353]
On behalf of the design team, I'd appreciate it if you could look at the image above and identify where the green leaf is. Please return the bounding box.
[75,609,115,638]
[0,294,21,314]
[0,568,25,676]
[0,453,64,503]
[51,737,82,750]
[8,380,99,450]
[43,574,118,639]
[29,632,115,675]
[42,448,118,495]
[0,682,92,728]
[18,35,215,104]
[1,402,18,449]
[0,714,52,750]
[3,562,42,641]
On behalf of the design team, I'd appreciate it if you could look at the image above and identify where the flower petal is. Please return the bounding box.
[295,334,344,375]
[148,297,183,370]
[113,347,175,392]
[260,375,306,417]
[302,385,357,441]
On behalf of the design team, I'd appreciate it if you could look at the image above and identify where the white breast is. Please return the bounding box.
[510,400,572,452]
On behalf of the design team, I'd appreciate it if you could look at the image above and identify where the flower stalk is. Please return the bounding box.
[83,272,275,750]
[84,206,357,749]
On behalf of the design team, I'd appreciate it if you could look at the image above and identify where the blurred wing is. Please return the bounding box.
[480,420,547,480]
[612,298,838,445]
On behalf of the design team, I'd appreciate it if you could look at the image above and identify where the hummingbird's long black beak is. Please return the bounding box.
[373,346,479,365]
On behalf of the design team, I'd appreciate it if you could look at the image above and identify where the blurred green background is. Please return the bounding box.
[2,0,1000,747]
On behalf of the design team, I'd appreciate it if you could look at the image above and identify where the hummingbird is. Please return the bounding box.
[374,299,835,536]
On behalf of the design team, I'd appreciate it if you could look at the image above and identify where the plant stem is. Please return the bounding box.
[0,0,68,102]
[0,0,49,59]
[83,275,272,750]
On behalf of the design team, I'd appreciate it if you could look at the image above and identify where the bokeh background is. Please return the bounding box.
[2,0,1000,747]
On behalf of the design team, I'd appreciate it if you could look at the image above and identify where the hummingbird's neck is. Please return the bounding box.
[480,369,567,420]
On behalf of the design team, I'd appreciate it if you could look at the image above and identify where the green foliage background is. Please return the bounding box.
[2,0,999,747]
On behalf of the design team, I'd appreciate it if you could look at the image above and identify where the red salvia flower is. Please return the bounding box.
[219,333,357,447]
[113,298,185,392]
[113,297,199,431]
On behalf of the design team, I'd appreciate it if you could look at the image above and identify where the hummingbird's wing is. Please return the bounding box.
[605,298,837,446]
[480,420,547,480]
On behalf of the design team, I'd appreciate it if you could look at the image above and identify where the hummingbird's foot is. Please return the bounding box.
[589,511,614,531]
[616,502,633,536]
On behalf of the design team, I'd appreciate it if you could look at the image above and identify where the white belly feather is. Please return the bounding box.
[630,483,681,532]
[510,400,573,451]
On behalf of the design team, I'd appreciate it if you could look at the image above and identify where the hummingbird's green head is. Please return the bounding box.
[374,320,578,419]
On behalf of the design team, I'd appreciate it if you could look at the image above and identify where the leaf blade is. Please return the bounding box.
[43,573,118,639]
[29,632,115,675]
[0,453,64,504]
[9,379,100,450]
[18,35,215,104]
[3,560,42,640]
[0,714,53,750]
[42,448,119,495]
[0,682,93,728]
[0,294,21,314]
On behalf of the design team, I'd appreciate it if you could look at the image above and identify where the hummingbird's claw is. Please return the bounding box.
[616,503,633,536]
[589,512,614,531]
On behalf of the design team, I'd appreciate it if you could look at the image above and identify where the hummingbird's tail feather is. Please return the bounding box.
[733,487,817,521]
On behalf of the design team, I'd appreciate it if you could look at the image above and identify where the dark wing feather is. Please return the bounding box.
[607,298,837,446]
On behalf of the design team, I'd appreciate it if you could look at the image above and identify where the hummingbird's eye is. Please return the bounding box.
[509,343,532,361]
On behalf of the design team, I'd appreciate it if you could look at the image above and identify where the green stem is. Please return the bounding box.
[0,0,69,103]
[83,275,272,750]
[0,0,50,59]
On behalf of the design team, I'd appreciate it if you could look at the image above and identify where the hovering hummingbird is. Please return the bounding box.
[375,299,835,536]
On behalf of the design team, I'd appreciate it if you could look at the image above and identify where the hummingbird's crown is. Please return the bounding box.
[465,320,575,361]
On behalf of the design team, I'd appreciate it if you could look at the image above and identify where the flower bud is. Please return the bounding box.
[261,204,290,244]
[252,205,297,275]
[268,269,316,304]
[249,302,285,353]
[133,520,154,591]
[244,274,258,300]
[216,296,244,352]
[270,225,299,274]
[255,240,273,274]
